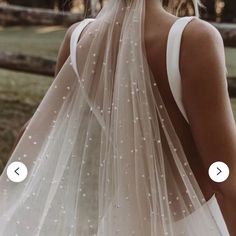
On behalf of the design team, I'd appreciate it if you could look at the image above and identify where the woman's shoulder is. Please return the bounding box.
[54,21,81,76]
[182,17,224,56]
[180,17,225,81]
[65,22,81,40]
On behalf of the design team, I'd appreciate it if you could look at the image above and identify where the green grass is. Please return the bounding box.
[0,25,67,59]
[231,98,236,117]
[0,26,64,102]
[0,26,67,171]
[0,68,52,104]
[225,47,236,78]
[0,68,53,172]
[0,25,65,112]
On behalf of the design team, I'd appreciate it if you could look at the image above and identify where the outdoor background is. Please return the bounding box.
[0,0,236,173]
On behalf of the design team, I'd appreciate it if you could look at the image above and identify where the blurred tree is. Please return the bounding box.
[33,0,54,9]
[84,0,92,16]
[58,0,72,11]
[200,0,216,20]
[7,0,72,11]
[7,0,55,8]
[99,0,103,8]
[7,0,34,7]
[222,0,236,22]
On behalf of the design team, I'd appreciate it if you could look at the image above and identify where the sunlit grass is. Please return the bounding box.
[0,26,67,59]
[0,26,64,101]
[225,47,236,77]
[0,68,52,104]
[231,98,236,118]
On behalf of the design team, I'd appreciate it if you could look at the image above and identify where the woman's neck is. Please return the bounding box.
[145,0,167,19]
[145,0,164,12]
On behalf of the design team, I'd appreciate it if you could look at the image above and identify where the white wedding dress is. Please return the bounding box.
[0,1,230,235]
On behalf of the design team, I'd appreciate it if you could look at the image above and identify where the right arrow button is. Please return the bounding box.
[216,167,222,175]
[209,161,230,183]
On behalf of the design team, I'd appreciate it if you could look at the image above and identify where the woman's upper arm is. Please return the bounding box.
[54,23,80,77]
[181,19,236,194]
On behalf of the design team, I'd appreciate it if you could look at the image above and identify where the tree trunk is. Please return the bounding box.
[7,0,33,7]
[0,5,83,26]
[0,52,55,76]
[99,0,103,8]
[228,78,236,97]
[221,0,236,23]
[200,0,216,21]
[57,0,72,12]
[8,0,55,9]
[211,22,236,47]
[84,0,92,17]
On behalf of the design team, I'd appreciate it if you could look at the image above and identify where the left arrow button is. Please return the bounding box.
[14,167,20,175]
[7,162,28,183]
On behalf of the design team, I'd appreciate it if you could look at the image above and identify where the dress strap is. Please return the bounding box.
[69,18,106,129]
[166,16,197,124]
[70,18,95,78]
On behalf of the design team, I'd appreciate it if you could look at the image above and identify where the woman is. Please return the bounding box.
[0,0,236,235]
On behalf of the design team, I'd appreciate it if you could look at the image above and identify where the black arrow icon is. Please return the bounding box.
[217,167,222,175]
[14,167,20,175]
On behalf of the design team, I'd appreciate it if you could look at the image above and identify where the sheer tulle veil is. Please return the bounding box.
[0,0,224,235]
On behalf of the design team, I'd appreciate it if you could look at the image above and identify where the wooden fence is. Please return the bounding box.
[0,4,84,26]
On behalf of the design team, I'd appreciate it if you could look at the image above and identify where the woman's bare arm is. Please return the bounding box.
[54,22,80,77]
[181,19,236,234]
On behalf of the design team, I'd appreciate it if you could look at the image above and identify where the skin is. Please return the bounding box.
[145,0,236,234]
[15,0,236,233]
[144,1,236,234]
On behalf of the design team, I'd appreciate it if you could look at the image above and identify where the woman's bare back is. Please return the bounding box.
[54,3,236,234]
[144,13,236,236]
[56,10,228,201]
[144,9,218,201]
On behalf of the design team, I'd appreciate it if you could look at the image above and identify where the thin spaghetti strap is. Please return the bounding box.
[166,16,197,124]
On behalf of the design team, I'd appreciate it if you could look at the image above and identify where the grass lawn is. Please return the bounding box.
[0,25,67,59]
[0,68,53,172]
[0,26,67,171]
[225,48,236,77]
[231,98,236,117]
[0,68,52,103]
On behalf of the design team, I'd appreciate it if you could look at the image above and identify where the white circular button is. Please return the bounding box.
[208,161,229,183]
[7,162,28,183]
